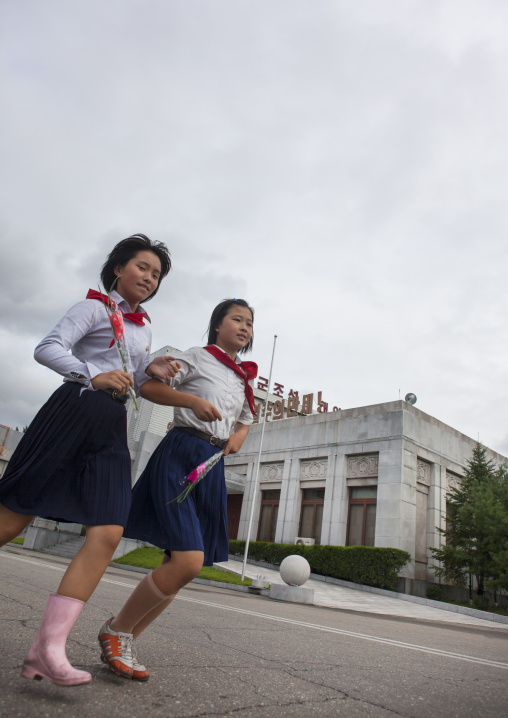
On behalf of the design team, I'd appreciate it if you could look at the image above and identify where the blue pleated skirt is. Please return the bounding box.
[0,382,132,526]
[124,428,228,566]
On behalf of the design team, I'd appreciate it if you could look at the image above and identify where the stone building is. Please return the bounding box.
[0,425,23,479]
[228,401,508,584]
[125,346,508,585]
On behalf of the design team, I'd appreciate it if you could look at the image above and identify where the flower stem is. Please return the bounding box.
[97,282,139,411]
[116,341,139,410]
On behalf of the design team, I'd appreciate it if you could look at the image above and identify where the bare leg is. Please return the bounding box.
[20,523,123,686]
[0,504,33,547]
[112,550,203,634]
[57,524,124,602]
[99,551,203,681]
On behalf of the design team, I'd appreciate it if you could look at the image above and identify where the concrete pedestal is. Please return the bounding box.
[269,584,314,604]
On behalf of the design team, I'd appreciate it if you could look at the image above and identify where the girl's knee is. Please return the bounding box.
[84,524,123,554]
[156,551,203,590]
[0,507,33,545]
[178,551,204,577]
[184,558,203,582]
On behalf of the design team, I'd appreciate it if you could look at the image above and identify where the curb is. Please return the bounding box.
[226,555,508,626]
[8,544,508,625]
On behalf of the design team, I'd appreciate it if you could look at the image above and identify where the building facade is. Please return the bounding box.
[0,425,23,479]
[124,347,508,583]
[227,400,508,582]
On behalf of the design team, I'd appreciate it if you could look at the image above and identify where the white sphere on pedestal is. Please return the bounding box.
[280,555,311,586]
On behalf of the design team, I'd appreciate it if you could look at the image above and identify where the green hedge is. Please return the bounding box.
[229,540,410,591]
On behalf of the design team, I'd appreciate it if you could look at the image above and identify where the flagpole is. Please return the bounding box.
[241,334,278,582]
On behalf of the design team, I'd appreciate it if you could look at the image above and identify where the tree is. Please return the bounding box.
[430,443,508,597]
[486,465,508,592]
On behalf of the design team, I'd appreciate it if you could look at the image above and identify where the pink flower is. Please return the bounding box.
[109,311,124,342]
[108,310,125,348]
[187,461,208,484]
[167,450,224,503]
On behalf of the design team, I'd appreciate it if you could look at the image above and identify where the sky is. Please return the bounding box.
[1,0,508,458]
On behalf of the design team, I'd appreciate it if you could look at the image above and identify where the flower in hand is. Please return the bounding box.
[98,281,139,410]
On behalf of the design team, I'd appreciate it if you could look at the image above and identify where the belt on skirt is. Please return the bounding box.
[173,425,227,449]
[101,388,129,404]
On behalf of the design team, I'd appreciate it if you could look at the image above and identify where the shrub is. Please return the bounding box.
[229,540,410,591]
[472,595,490,611]
[425,585,443,601]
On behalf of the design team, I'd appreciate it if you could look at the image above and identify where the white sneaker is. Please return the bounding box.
[98,618,133,679]
[131,643,150,682]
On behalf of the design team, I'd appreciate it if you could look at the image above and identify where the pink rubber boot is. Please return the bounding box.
[21,593,92,686]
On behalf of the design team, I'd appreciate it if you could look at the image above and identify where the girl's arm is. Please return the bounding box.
[34,301,100,385]
[224,423,250,456]
[35,301,134,395]
[140,378,222,422]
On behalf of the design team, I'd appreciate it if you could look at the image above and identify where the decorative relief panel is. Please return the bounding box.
[417,459,431,486]
[300,459,327,480]
[260,463,284,483]
[347,455,378,478]
[446,471,462,490]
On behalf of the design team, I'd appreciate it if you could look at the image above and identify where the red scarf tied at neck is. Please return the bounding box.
[203,345,258,415]
[86,289,148,326]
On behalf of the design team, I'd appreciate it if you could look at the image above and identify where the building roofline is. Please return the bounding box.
[249,399,508,464]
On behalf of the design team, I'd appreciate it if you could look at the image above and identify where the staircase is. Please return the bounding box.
[41,536,86,559]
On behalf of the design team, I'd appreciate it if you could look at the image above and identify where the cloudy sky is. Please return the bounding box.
[1,0,508,457]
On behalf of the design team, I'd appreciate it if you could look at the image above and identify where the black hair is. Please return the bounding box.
[100,233,171,302]
[207,298,254,354]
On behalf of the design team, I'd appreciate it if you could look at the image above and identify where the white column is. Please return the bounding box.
[328,452,348,546]
[280,457,301,543]
[274,459,292,543]
[320,453,337,545]
[237,462,259,540]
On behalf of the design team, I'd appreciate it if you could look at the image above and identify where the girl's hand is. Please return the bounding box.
[224,423,250,456]
[224,435,243,456]
[146,356,181,381]
[91,370,134,395]
[189,396,222,422]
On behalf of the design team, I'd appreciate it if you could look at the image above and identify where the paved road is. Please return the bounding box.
[1,548,507,717]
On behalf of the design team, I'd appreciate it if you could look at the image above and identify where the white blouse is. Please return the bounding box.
[34,290,153,396]
[171,346,254,440]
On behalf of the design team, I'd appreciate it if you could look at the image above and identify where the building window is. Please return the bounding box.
[257,490,280,542]
[299,489,325,544]
[227,494,243,540]
[346,487,377,546]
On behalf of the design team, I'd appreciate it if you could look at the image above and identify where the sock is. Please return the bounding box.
[132,593,176,639]
[111,572,171,634]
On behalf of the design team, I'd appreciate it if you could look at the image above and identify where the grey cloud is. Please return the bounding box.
[1,1,508,454]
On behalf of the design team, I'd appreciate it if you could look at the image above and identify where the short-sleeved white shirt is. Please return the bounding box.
[171,346,254,440]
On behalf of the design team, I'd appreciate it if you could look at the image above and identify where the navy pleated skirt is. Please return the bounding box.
[125,428,228,566]
[0,382,132,526]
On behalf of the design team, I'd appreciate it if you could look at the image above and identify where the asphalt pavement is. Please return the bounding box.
[1,545,507,718]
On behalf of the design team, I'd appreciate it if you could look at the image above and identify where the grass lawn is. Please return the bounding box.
[10,537,24,545]
[444,599,508,617]
[114,546,252,586]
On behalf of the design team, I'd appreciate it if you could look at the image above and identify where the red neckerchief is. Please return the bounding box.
[86,289,148,326]
[203,345,258,415]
